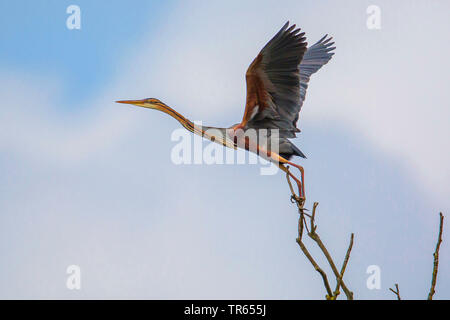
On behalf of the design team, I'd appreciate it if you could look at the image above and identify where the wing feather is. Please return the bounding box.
[298,35,335,113]
[240,24,335,142]
[241,22,307,137]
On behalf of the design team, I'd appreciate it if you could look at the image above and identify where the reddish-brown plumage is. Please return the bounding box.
[241,53,270,127]
[238,23,307,134]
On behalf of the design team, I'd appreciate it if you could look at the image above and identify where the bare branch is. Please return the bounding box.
[296,238,334,299]
[286,166,445,301]
[286,171,333,299]
[389,283,401,300]
[307,221,354,300]
[334,233,354,298]
[428,212,444,300]
[286,169,354,300]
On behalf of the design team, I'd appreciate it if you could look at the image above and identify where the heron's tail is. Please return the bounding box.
[279,140,307,160]
[290,142,307,159]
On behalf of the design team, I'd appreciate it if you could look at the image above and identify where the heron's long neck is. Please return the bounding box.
[158,104,195,133]
[158,103,234,149]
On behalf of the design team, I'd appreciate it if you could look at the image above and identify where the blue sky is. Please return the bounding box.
[0,0,449,299]
[0,1,173,107]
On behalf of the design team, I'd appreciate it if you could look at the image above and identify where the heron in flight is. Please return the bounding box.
[117,22,335,202]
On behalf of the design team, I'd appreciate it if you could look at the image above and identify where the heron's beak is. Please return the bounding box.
[115,99,148,107]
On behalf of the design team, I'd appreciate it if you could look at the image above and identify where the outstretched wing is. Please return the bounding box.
[298,35,335,114]
[241,22,307,138]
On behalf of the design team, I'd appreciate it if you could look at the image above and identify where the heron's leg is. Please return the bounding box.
[263,149,304,200]
[285,161,305,199]
[278,163,303,201]
[273,153,305,199]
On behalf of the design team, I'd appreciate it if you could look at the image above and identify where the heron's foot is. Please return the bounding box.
[298,196,306,207]
[290,195,306,207]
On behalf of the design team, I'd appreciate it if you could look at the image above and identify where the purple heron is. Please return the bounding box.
[117,22,335,201]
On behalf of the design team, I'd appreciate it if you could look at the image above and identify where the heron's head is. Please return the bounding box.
[115,98,165,110]
[116,97,191,128]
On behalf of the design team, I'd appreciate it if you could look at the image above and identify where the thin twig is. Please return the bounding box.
[310,202,318,234]
[389,283,401,300]
[308,226,354,300]
[307,202,353,300]
[428,212,444,300]
[334,233,354,298]
[298,203,305,240]
[296,239,334,299]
